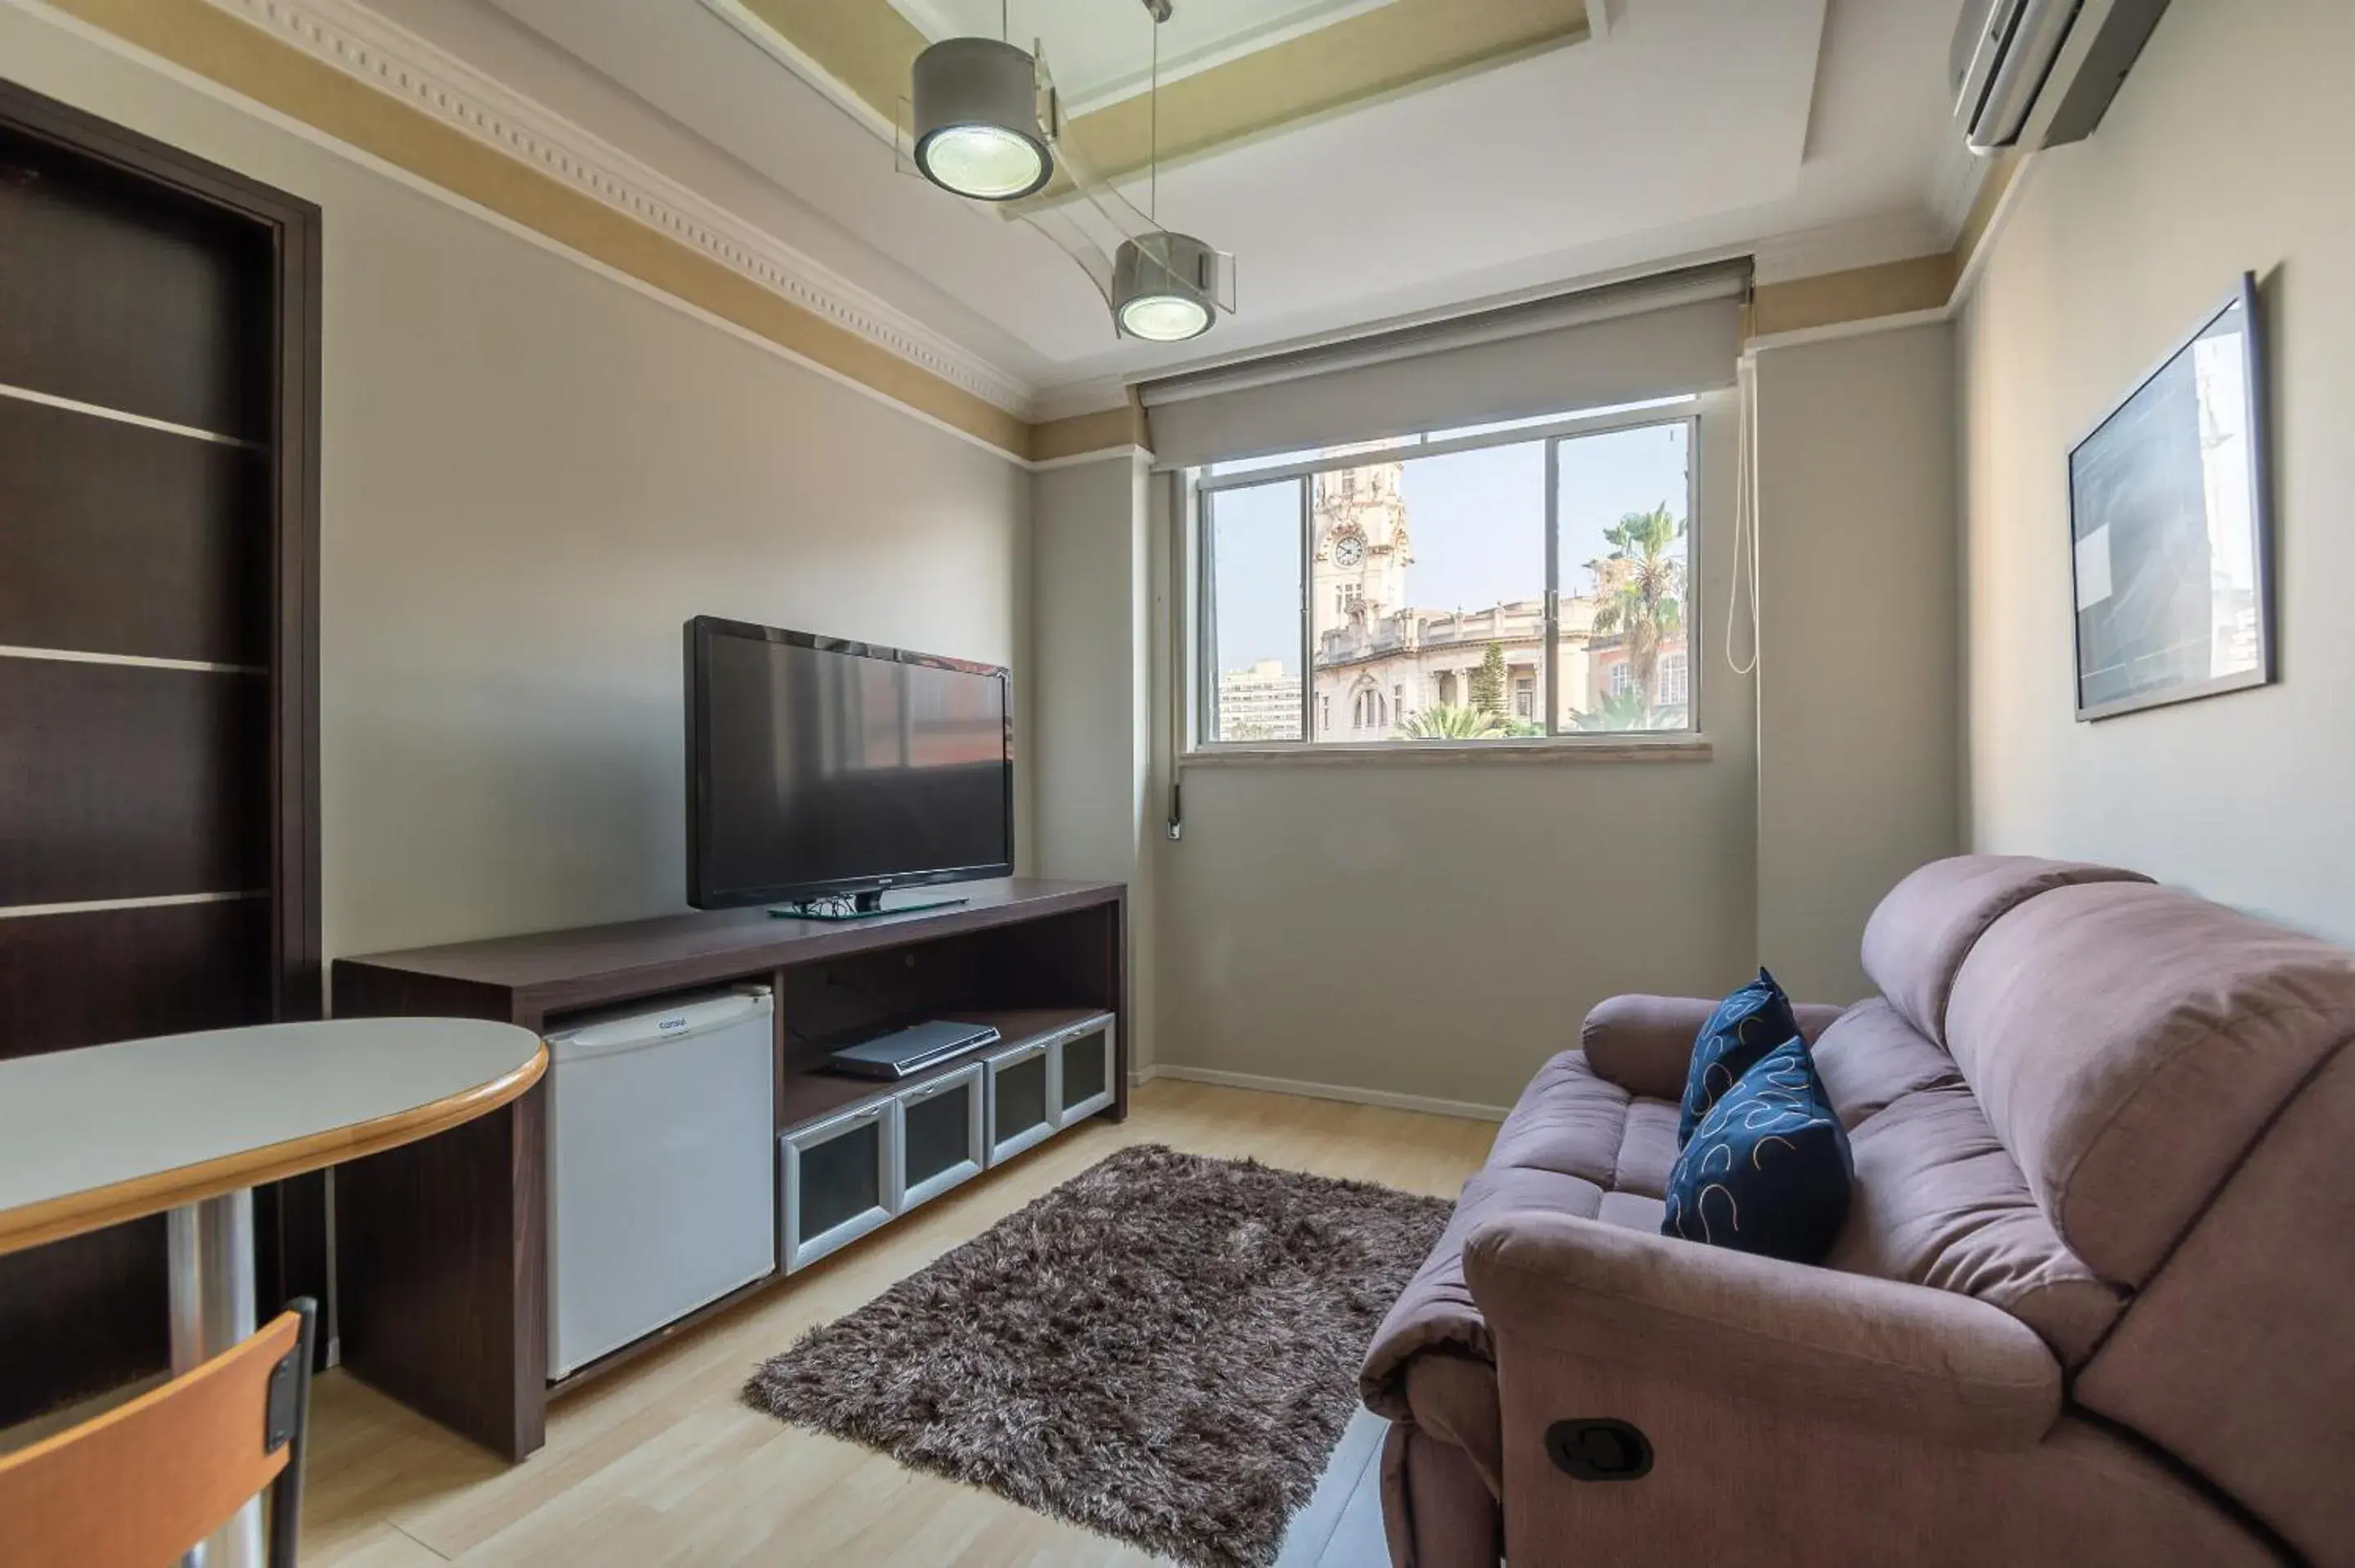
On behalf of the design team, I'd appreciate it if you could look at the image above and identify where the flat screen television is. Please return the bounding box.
[684,616,1013,912]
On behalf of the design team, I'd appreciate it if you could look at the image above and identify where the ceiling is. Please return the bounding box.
[368,0,1972,414]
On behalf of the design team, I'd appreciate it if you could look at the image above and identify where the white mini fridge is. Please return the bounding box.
[545,987,776,1378]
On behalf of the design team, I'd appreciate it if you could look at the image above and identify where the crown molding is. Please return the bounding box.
[200,0,1039,417]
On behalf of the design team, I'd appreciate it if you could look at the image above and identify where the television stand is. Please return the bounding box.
[330,879,1124,1463]
[769,889,969,921]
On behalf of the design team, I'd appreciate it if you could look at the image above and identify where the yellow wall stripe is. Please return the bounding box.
[1750,253,1958,340]
[1031,401,1148,464]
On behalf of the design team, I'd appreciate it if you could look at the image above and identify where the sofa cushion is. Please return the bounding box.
[1487,1048,1631,1189]
[1811,997,1963,1128]
[1597,1190,1667,1233]
[1860,855,2152,1045]
[1610,1099,1682,1199]
[1361,1159,1601,1421]
[1676,968,1801,1145]
[1664,1037,1855,1264]
[1944,880,2355,1287]
[1363,1048,1661,1421]
[1828,1082,2124,1366]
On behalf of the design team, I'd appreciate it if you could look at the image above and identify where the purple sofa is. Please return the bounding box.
[1361,854,2355,1567]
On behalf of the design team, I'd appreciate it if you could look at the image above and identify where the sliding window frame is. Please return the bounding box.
[1187,397,1701,757]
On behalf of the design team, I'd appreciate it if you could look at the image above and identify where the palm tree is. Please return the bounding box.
[1397,703,1507,740]
[1589,502,1687,706]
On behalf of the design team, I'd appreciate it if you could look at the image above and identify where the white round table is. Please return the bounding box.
[0,1017,545,1568]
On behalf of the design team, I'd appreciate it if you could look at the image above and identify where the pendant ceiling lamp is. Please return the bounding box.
[908,25,1052,201]
[900,0,1235,343]
[1112,230,1215,342]
[1106,7,1214,342]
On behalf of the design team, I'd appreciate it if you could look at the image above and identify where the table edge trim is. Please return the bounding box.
[0,1043,549,1257]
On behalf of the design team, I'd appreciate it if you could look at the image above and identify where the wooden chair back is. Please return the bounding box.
[0,1300,316,1568]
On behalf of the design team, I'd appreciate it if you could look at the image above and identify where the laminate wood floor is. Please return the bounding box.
[300,1078,1496,1567]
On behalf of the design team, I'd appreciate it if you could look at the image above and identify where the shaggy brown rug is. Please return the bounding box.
[743,1144,1451,1568]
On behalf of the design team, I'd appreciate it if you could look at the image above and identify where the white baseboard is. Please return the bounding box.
[1137,1063,1509,1123]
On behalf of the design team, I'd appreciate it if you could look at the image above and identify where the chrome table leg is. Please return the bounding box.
[168,1190,263,1568]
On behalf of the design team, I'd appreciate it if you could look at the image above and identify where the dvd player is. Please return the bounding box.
[827,1019,1001,1079]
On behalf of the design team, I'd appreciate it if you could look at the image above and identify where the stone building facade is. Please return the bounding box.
[1304,456,1688,738]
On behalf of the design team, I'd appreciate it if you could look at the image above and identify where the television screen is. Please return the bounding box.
[686,617,1012,909]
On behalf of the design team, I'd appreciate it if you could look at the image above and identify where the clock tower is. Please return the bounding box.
[1311,455,1411,638]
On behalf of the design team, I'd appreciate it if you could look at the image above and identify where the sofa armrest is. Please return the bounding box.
[1580,993,1846,1099]
[1464,1213,2060,1452]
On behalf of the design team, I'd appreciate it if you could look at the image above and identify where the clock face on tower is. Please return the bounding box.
[1334,530,1366,567]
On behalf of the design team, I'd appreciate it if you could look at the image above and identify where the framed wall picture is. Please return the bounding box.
[2068,274,2273,721]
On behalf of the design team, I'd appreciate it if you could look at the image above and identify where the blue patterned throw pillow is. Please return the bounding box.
[1662,1035,1853,1264]
[1677,968,1801,1147]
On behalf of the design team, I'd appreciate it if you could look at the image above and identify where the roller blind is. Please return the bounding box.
[1140,261,1749,469]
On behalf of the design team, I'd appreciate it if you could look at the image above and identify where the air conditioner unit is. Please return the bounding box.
[1949,0,2171,156]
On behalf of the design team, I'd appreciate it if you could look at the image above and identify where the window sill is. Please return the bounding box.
[1178,736,1715,768]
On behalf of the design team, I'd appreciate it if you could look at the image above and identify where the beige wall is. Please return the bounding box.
[0,7,1030,963]
[1153,393,1757,1113]
[1755,325,1961,1002]
[1031,454,1156,1068]
[1958,0,2355,941]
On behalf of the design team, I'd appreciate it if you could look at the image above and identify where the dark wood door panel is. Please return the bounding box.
[0,125,271,440]
[0,898,271,1060]
[0,659,267,907]
[0,1219,167,1427]
[0,396,266,664]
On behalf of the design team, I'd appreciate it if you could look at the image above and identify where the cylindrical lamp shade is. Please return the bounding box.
[1113,231,1217,342]
[911,38,1052,201]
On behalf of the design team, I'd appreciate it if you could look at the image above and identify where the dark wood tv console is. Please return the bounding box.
[330,879,1126,1461]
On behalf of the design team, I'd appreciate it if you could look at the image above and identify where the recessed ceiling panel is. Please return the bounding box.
[722,0,1590,181]
[891,0,1406,112]
[475,0,1900,392]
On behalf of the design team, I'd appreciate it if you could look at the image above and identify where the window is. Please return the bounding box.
[1200,479,1304,742]
[1658,651,1690,708]
[1197,405,1696,748]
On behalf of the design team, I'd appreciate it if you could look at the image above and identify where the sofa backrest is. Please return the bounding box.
[1856,857,2355,1552]
[1940,879,2355,1289]
[1859,855,2152,1047]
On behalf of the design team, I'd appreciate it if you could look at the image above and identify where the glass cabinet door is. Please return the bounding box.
[1052,1020,1115,1127]
[895,1062,985,1211]
[985,1038,1056,1166]
[781,1100,895,1273]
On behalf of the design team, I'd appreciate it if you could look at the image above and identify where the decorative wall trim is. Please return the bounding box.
[1031,401,1150,465]
[1749,210,1954,287]
[1750,252,1958,341]
[1745,305,1952,356]
[1031,442,1151,473]
[200,0,1037,419]
[1147,1063,1510,1123]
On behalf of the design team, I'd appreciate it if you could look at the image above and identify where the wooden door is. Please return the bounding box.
[0,83,319,1423]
